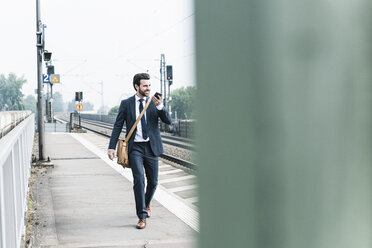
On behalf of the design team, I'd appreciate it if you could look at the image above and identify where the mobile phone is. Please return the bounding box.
[154,92,162,100]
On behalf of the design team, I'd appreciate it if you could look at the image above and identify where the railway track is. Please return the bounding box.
[55,115,197,170]
[78,118,195,151]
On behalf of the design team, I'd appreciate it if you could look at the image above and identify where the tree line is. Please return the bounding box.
[109,86,197,119]
[0,73,95,113]
[1,73,196,119]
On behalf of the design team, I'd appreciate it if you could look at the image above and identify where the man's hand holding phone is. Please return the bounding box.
[152,92,162,106]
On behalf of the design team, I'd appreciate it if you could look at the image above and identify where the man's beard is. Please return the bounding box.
[139,88,149,97]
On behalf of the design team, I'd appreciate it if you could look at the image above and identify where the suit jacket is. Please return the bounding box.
[108,95,172,156]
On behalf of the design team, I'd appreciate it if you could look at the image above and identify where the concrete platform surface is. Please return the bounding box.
[31,133,197,248]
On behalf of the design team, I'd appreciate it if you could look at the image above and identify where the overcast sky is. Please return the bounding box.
[0,0,195,111]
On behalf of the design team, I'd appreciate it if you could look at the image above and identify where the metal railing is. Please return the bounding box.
[0,114,34,248]
[45,121,69,132]
[0,111,32,139]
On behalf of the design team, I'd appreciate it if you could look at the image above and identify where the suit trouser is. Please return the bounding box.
[129,141,159,219]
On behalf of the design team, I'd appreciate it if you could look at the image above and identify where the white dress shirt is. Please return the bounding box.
[134,94,164,142]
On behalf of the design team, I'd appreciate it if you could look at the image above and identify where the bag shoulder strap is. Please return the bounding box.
[124,97,152,143]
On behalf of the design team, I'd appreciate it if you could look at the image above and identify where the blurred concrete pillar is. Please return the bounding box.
[195,1,372,247]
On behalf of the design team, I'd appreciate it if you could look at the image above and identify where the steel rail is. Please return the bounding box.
[68,119,197,170]
[81,118,194,144]
[60,115,195,151]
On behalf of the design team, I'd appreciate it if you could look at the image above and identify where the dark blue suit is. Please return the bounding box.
[109,95,172,219]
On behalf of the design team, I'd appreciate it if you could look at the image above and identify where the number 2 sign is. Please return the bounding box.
[43,74,50,83]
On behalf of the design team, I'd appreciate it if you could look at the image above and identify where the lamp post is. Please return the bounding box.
[36,0,45,160]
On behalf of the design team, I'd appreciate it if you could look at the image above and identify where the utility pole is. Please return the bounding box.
[160,54,167,107]
[168,80,171,113]
[36,0,45,160]
[50,83,54,121]
[161,54,167,108]
[45,61,55,122]
[168,74,171,113]
[160,55,163,97]
[166,65,173,115]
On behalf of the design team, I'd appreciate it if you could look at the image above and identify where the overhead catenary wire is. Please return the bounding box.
[61,59,88,76]
[70,12,195,81]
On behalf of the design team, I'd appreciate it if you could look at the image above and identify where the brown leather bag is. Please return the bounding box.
[117,139,130,168]
[117,97,152,168]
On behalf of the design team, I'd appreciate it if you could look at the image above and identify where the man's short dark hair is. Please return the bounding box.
[133,73,150,91]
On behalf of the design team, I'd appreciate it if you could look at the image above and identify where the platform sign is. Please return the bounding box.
[43,74,50,83]
[50,74,60,84]
[76,103,83,111]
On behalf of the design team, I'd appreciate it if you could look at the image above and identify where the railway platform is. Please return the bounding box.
[30,132,197,247]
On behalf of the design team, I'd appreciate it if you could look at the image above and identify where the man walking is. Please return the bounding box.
[108,73,172,229]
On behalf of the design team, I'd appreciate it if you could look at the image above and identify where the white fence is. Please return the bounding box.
[0,114,34,248]
[0,111,32,138]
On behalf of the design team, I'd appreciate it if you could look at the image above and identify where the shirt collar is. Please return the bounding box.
[135,94,147,102]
